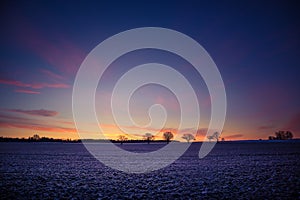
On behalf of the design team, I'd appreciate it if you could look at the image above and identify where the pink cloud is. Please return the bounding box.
[14,19,86,77]
[0,113,31,121]
[0,79,30,87]
[15,89,40,94]
[0,113,77,135]
[40,69,65,81]
[56,120,74,125]
[225,134,244,139]
[39,83,70,89]
[4,109,58,117]
[196,128,208,136]
[0,121,77,134]
[0,78,70,89]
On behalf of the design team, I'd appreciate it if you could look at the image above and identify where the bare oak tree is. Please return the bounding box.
[118,135,128,145]
[182,133,195,143]
[207,132,220,142]
[269,131,293,140]
[144,133,154,144]
[163,131,174,144]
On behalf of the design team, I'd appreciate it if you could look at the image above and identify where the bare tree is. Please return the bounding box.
[270,131,293,140]
[275,131,285,140]
[285,131,293,139]
[207,132,219,142]
[163,131,174,144]
[269,136,276,140]
[144,133,154,144]
[32,134,40,140]
[182,133,195,143]
[118,135,127,145]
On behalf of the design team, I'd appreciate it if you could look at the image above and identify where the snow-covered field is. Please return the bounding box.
[1,141,299,199]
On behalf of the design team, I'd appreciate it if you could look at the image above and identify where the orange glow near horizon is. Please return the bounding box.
[0,123,270,142]
[1,113,298,141]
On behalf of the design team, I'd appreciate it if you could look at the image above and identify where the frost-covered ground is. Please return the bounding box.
[1,141,299,199]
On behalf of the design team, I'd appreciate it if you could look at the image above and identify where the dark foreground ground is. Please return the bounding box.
[1,141,299,199]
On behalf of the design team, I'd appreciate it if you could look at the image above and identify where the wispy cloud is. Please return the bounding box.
[12,17,86,77]
[0,79,31,88]
[0,112,77,135]
[0,78,70,89]
[40,69,65,81]
[0,113,31,121]
[4,109,58,117]
[196,128,208,136]
[225,134,244,139]
[0,121,77,134]
[14,89,40,94]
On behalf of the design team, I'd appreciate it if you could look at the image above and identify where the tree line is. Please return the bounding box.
[0,134,81,143]
[2,130,293,144]
[118,131,194,145]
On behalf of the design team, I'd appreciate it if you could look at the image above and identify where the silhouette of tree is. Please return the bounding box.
[182,133,195,143]
[118,135,127,145]
[207,132,220,142]
[144,133,154,144]
[163,131,174,144]
[269,136,276,140]
[31,134,40,140]
[270,131,293,140]
[275,131,284,140]
[285,131,293,139]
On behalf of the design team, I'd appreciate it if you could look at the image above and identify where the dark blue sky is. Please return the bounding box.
[0,0,299,140]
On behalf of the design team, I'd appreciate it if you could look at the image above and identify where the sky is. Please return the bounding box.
[0,0,299,141]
